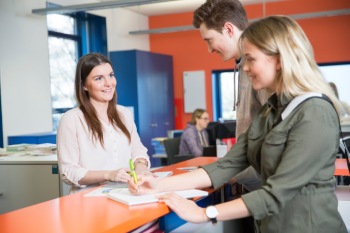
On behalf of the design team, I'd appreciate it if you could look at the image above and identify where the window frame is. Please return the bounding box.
[47,10,107,131]
[212,69,238,122]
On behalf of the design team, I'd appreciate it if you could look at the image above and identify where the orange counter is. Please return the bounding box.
[0,157,217,233]
[334,158,350,176]
[0,157,347,233]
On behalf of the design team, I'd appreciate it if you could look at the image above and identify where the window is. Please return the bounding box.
[212,70,238,121]
[47,8,107,131]
[47,14,79,130]
[319,62,350,107]
[213,62,350,121]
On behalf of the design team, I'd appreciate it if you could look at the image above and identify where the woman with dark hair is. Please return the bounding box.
[57,53,150,194]
[179,108,210,156]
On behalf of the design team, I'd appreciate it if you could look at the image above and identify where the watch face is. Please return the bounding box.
[206,206,219,218]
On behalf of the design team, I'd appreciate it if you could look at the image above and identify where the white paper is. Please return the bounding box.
[107,188,208,206]
[85,172,173,197]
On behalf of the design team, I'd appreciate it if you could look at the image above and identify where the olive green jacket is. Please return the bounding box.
[202,94,347,233]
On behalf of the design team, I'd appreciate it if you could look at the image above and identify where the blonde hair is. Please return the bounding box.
[191,108,207,125]
[239,15,342,115]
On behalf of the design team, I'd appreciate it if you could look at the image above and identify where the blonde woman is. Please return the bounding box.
[179,108,210,156]
[130,16,346,233]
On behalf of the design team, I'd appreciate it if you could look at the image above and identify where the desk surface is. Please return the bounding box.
[0,157,218,233]
[0,157,347,233]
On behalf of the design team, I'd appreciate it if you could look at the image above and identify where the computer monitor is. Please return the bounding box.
[167,130,183,138]
[206,121,236,146]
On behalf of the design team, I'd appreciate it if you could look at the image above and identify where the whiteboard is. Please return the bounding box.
[183,71,206,113]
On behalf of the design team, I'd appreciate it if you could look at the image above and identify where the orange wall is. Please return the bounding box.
[149,0,350,129]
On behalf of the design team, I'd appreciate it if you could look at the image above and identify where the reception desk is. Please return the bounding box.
[0,157,218,233]
[0,157,347,233]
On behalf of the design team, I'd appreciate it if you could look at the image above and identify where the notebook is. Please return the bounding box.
[107,188,208,206]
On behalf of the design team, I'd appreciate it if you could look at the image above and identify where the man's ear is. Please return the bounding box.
[223,22,235,37]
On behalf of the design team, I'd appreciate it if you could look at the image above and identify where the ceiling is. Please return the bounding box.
[39,0,350,34]
[125,0,287,16]
[49,0,281,16]
[124,0,205,16]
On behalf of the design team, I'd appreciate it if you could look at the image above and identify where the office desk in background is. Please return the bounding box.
[335,158,350,176]
[0,157,218,233]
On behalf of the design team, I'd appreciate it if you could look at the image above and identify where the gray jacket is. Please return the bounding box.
[202,94,346,233]
[179,124,209,156]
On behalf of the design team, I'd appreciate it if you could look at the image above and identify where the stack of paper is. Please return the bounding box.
[6,144,30,152]
[25,143,57,156]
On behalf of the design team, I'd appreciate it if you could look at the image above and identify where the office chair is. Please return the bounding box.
[163,137,194,165]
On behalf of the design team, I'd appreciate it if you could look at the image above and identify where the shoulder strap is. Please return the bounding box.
[281,92,322,120]
[278,93,350,172]
[273,92,323,127]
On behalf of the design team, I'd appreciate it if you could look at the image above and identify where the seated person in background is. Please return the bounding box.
[57,53,151,194]
[179,108,210,156]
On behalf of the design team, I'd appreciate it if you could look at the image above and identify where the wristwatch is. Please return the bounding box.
[205,206,219,224]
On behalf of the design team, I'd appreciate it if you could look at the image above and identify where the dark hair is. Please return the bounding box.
[193,0,248,32]
[75,53,131,146]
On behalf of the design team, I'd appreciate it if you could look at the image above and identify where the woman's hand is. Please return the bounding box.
[128,173,159,195]
[105,168,131,183]
[158,193,208,223]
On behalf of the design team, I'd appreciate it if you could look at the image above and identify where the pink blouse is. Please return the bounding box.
[57,105,149,192]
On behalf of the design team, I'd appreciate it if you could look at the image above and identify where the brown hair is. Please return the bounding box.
[191,108,207,125]
[193,0,248,32]
[75,53,131,146]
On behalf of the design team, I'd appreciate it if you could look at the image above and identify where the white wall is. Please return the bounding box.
[0,1,150,146]
[92,8,150,52]
[0,0,53,146]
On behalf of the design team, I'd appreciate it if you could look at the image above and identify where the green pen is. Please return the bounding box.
[129,159,138,184]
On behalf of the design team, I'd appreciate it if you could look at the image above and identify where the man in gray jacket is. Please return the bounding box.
[193,0,269,191]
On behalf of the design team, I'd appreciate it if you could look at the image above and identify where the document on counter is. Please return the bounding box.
[85,172,173,197]
[107,188,208,206]
[85,182,128,197]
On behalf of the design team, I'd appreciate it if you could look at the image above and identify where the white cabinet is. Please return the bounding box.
[0,154,68,214]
